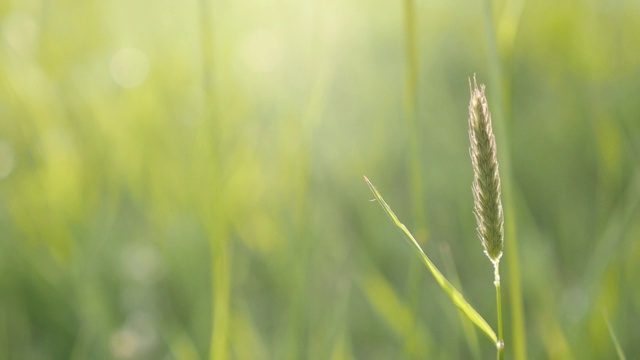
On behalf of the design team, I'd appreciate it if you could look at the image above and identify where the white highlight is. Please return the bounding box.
[110,48,150,88]
[239,29,283,73]
[2,12,38,57]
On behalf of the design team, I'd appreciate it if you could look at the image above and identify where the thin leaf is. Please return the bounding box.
[364,176,497,344]
[604,312,627,360]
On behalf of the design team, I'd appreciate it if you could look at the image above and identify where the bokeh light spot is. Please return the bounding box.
[2,12,38,58]
[239,29,284,73]
[121,242,164,285]
[110,48,150,88]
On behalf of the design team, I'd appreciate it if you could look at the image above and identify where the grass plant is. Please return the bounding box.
[468,76,505,359]
[366,76,507,359]
[480,1,527,356]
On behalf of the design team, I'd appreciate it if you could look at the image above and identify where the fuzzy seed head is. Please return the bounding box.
[468,75,504,264]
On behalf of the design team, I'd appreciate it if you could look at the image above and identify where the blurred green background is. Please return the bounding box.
[1,0,640,359]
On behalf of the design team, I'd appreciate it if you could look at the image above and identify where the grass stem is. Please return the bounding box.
[480,0,527,357]
[402,0,429,357]
[495,262,504,360]
[198,1,230,359]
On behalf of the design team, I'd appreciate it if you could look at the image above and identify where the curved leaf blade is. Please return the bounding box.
[364,176,497,344]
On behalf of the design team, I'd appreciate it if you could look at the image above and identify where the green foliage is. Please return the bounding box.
[0,0,639,359]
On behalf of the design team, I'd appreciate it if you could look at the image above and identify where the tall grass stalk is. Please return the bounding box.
[198,1,230,359]
[402,0,429,358]
[481,0,527,358]
[365,77,509,359]
[401,0,426,239]
[468,77,505,360]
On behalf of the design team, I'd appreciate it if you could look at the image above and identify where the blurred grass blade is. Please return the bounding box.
[440,244,481,360]
[604,313,627,360]
[364,176,497,344]
[359,270,431,356]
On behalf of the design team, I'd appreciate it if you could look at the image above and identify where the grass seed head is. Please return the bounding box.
[468,75,504,264]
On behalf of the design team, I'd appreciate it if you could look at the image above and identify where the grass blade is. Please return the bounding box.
[604,312,627,360]
[440,244,482,360]
[364,176,497,344]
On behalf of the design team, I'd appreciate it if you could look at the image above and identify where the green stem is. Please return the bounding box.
[481,0,527,358]
[402,0,427,231]
[494,261,504,360]
[402,0,429,358]
[198,1,229,359]
[210,232,230,360]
